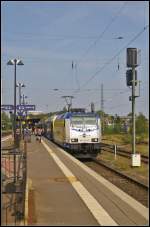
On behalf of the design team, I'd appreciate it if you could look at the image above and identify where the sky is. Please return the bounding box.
[1,1,149,117]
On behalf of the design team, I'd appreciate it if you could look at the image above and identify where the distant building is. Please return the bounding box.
[28,111,45,115]
[104,115,131,132]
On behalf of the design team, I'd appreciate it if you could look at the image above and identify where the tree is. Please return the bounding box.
[110,115,115,121]
[96,110,105,118]
[115,116,121,124]
[1,111,12,130]
[136,112,148,135]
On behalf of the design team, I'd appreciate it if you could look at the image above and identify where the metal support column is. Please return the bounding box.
[132,67,136,154]
[14,59,17,146]
[14,60,17,183]
[19,84,22,137]
[101,84,104,134]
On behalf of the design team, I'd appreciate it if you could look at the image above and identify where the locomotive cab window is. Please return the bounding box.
[84,117,97,125]
[71,116,97,127]
[71,117,83,126]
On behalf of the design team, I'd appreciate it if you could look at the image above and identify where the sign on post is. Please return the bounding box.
[1,105,14,111]
[17,105,36,111]
[1,104,36,111]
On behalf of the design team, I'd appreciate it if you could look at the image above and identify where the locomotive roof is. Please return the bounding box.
[56,112,99,119]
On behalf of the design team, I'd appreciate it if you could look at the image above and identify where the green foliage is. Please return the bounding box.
[113,123,122,133]
[122,133,147,145]
[104,123,122,134]
[136,134,146,144]
[122,134,132,144]
[136,112,148,135]
[1,111,9,121]
[96,110,105,118]
[116,117,121,124]
[104,126,114,134]
[1,111,12,130]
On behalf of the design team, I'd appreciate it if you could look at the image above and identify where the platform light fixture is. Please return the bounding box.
[7,58,24,183]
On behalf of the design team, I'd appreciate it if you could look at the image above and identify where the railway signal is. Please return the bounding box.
[7,58,24,150]
[126,48,141,167]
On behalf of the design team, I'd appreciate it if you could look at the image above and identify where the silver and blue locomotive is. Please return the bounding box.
[44,111,101,158]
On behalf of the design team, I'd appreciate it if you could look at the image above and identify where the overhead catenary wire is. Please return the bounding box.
[50,88,130,91]
[76,1,128,65]
[72,25,149,96]
[3,2,127,44]
[84,99,147,113]
[105,99,147,111]
[83,89,130,110]
[105,103,130,110]
[4,34,127,41]
[70,1,127,91]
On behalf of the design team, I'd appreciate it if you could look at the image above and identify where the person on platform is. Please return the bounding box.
[37,128,42,143]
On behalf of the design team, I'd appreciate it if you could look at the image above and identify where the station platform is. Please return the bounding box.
[27,136,148,226]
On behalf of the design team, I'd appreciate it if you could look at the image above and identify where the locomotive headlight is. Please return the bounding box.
[71,138,78,142]
[91,138,98,142]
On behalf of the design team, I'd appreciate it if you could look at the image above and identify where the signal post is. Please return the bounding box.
[126,48,141,167]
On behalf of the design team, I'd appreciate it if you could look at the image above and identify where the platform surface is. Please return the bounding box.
[27,136,149,226]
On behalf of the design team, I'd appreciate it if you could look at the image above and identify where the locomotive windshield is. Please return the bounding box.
[71,117,83,126]
[71,116,97,127]
[84,117,97,125]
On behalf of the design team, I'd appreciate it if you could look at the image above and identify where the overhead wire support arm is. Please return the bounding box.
[61,96,74,112]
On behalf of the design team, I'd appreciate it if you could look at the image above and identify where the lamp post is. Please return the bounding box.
[7,59,24,146]
[7,59,24,184]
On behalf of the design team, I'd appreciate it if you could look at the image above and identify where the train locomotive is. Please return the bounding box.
[43,111,101,158]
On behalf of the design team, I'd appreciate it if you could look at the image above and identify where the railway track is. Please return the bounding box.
[100,142,149,164]
[84,158,148,207]
[44,136,148,207]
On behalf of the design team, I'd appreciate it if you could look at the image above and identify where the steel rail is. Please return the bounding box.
[92,158,148,190]
[100,143,149,164]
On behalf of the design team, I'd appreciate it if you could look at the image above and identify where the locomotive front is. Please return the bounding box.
[65,113,101,158]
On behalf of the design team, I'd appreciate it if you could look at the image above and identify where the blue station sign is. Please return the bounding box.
[17,105,36,111]
[1,105,14,111]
